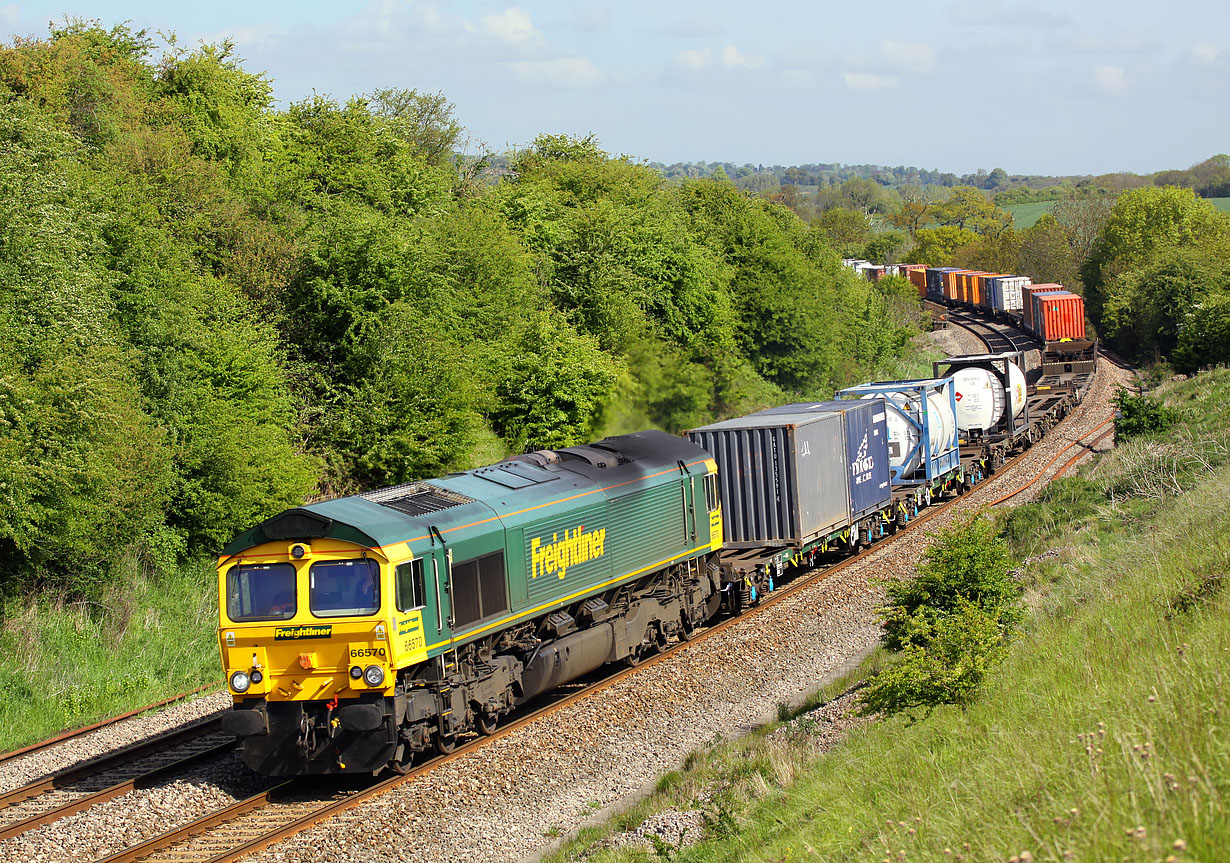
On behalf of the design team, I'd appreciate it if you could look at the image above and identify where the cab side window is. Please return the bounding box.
[704,473,720,511]
[395,559,426,612]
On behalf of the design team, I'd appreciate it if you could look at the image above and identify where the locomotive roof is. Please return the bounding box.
[218,430,709,558]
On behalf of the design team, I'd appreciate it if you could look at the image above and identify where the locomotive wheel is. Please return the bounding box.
[435,733,457,755]
[477,711,499,736]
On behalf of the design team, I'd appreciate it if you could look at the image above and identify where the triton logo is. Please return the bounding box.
[531,525,606,580]
[274,625,332,640]
[851,432,876,479]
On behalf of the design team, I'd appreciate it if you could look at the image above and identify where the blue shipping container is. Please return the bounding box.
[749,400,892,519]
[834,379,961,486]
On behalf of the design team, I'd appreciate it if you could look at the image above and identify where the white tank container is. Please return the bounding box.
[862,391,955,475]
[949,361,1026,432]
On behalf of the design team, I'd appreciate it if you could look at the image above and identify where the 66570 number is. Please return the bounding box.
[349,647,386,658]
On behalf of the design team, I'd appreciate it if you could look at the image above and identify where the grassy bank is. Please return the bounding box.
[0,560,221,752]
[547,369,1230,863]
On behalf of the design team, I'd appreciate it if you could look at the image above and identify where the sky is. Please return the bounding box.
[1,1,1226,176]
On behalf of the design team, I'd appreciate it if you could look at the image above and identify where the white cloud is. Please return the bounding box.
[779,70,815,89]
[1191,42,1221,64]
[843,72,899,92]
[845,40,935,73]
[777,49,824,68]
[571,6,610,32]
[722,44,766,71]
[1093,64,1127,94]
[949,0,1069,28]
[881,40,935,70]
[1072,32,1159,54]
[480,7,545,47]
[673,48,712,70]
[507,57,604,87]
[664,16,724,37]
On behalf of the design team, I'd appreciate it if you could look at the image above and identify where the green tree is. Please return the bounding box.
[1082,186,1230,324]
[902,225,979,265]
[1017,214,1078,287]
[366,87,463,167]
[814,206,870,256]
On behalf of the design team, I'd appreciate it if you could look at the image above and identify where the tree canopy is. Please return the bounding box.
[0,25,927,598]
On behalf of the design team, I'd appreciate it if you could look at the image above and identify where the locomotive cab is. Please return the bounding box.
[217,529,442,775]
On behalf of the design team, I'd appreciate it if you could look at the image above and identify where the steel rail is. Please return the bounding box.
[0,682,222,768]
[0,739,235,842]
[0,714,225,813]
[986,415,1115,508]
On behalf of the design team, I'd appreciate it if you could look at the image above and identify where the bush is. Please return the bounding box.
[863,514,1022,718]
[881,514,1020,651]
[860,602,1010,719]
[1112,388,1179,440]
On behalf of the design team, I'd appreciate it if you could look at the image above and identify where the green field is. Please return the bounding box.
[547,369,1230,863]
[1009,197,1230,228]
[1005,200,1057,229]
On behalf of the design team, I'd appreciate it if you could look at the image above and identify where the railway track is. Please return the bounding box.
[76,380,1110,863]
[0,683,221,770]
[8,311,1122,863]
[0,715,231,842]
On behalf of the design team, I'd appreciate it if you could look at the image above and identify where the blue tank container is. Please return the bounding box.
[748,400,892,520]
[834,379,960,486]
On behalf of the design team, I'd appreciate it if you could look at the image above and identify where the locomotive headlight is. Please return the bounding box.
[350,666,363,680]
[363,665,385,687]
[230,670,251,693]
[250,670,263,684]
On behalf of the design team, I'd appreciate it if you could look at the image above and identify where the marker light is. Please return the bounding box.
[250,670,263,684]
[230,670,251,693]
[350,666,363,680]
[363,665,385,687]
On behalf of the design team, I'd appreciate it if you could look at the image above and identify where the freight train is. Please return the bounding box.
[217,314,1094,776]
[843,259,1096,376]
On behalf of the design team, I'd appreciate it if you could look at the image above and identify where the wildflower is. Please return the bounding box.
[1174,839,1187,851]
[1020,853,1033,863]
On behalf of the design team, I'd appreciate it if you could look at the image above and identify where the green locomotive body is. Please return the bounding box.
[217,431,724,774]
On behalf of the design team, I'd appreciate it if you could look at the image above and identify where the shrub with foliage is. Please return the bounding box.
[880,514,1020,651]
[1112,388,1179,440]
[864,514,1022,717]
[860,601,1010,719]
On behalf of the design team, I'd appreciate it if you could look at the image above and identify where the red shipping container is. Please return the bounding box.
[1022,283,1063,333]
[1035,291,1086,341]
